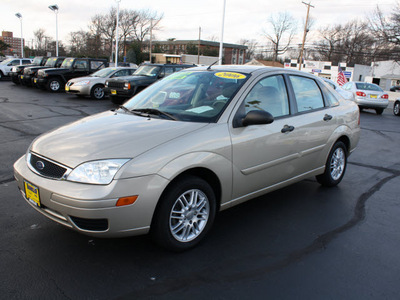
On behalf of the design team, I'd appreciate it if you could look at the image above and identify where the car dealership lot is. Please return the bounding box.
[1,80,400,299]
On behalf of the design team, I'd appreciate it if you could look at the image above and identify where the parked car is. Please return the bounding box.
[13,66,360,251]
[0,58,33,80]
[104,63,195,104]
[35,57,108,92]
[342,81,389,114]
[393,99,400,116]
[390,86,400,92]
[321,78,354,101]
[22,57,65,87]
[65,67,137,100]
[9,56,48,85]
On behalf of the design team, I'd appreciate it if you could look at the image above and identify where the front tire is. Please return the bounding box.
[90,84,105,100]
[151,176,217,251]
[47,78,63,92]
[393,101,400,116]
[316,141,347,187]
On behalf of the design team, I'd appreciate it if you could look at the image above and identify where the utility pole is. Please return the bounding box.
[149,19,153,63]
[197,26,201,64]
[298,1,314,70]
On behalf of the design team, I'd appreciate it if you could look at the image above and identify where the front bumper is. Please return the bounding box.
[13,155,168,237]
[65,84,91,96]
[104,87,133,99]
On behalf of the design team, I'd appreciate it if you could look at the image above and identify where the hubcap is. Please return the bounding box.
[50,81,60,91]
[94,87,104,99]
[330,148,345,181]
[169,189,210,242]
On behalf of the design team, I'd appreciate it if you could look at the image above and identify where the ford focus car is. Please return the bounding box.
[14,66,360,251]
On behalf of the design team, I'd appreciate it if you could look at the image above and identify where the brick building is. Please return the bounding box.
[0,31,24,57]
[146,40,247,65]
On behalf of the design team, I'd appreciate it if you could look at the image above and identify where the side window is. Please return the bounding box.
[114,70,128,77]
[22,60,31,64]
[320,84,339,107]
[75,60,87,70]
[164,67,174,77]
[243,75,289,118]
[11,60,20,66]
[289,76,324,113]
[90,61,105,70]
[342,82,351,90]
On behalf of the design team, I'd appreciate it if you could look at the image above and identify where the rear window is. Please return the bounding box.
[355,83,382,92]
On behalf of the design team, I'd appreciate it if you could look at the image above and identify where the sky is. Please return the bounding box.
[0,0,395,51]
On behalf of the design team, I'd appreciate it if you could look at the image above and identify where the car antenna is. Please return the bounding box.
[207,59,220,70]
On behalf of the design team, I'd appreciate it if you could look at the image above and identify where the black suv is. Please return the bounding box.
[104,63,195,104]
[9,56,48,85]
[23,57,65,87]
[36,57,109,92]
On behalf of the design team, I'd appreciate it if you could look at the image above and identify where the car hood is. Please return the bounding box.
[31,110,208,168]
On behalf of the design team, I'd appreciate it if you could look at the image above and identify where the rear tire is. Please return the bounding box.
[316,141,347,187]
[151,176,216,251]
[375,108,384,115]
[393,101,400,116]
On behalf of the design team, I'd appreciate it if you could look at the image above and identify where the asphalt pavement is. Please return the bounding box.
[1,79,399,299]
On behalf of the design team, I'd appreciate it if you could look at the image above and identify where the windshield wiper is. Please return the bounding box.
[118,105,148,117]
[132,108,178,120]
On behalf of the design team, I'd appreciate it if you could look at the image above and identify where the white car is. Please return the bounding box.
[321,78,354,101]
[342,81,389,114]
[65,67,137,100]
[0,58,32,79]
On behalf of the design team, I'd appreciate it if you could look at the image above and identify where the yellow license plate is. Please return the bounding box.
[24,181,41,207]
[65,86,70,91]
[34,78,37,83]
[111,90,117,95]
[21,75,24,79]
[370,95,377,99]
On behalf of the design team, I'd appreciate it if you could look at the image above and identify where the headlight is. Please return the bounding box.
[67,159,130,184]
[74,80,90,86]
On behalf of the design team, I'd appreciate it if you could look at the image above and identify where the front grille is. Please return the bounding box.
[70,216,109,231]
[29,153,68,179]
[107,81,125,89]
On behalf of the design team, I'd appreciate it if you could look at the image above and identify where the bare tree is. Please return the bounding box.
[263,12,297,61]
[239,39,258,60]
[33,29,51,54]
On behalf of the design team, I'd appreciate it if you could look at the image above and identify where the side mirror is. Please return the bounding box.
[234,110,274,128]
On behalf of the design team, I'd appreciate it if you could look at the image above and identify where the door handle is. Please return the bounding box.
[323,114,333,121]
[281,125,295,133]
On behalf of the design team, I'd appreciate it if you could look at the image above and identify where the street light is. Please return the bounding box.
[15,13,24,58]
[48,4,59,56]
[115,0,121,66]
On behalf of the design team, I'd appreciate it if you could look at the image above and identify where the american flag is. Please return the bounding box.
[337,66,347,86]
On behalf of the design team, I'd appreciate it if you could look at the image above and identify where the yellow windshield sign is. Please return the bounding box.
[215,72,246,80]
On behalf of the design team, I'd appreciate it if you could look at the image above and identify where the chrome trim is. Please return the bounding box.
[27,152,72,180]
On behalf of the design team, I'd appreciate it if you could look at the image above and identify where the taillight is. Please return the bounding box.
[356,91,366,97]
[381,94,388,99]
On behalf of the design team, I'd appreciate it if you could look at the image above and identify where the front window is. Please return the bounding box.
[45,58,58,67]
[61,58,75,68]
[32,57,42,65]
[123,70,249,123]
[134,65,162,77]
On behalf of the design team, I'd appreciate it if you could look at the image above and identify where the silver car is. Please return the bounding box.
[65,67,136,100]
[342,81,389,114]
[14,66,360,251]
[321,78,354,101]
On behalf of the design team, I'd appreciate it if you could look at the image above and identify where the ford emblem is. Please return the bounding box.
[36,161,45,170]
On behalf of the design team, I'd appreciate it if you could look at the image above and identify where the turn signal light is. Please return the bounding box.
[356,91,366,97]
[116,195,138,206]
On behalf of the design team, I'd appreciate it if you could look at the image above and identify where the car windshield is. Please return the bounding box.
[45,58,58,67]
[32,57,42,65]
[0,58,13,65]
[355,83,382,92]
[90,68,116,78]
[123,70,249,123]
[134,65,162,77]
[61,58,75,68]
